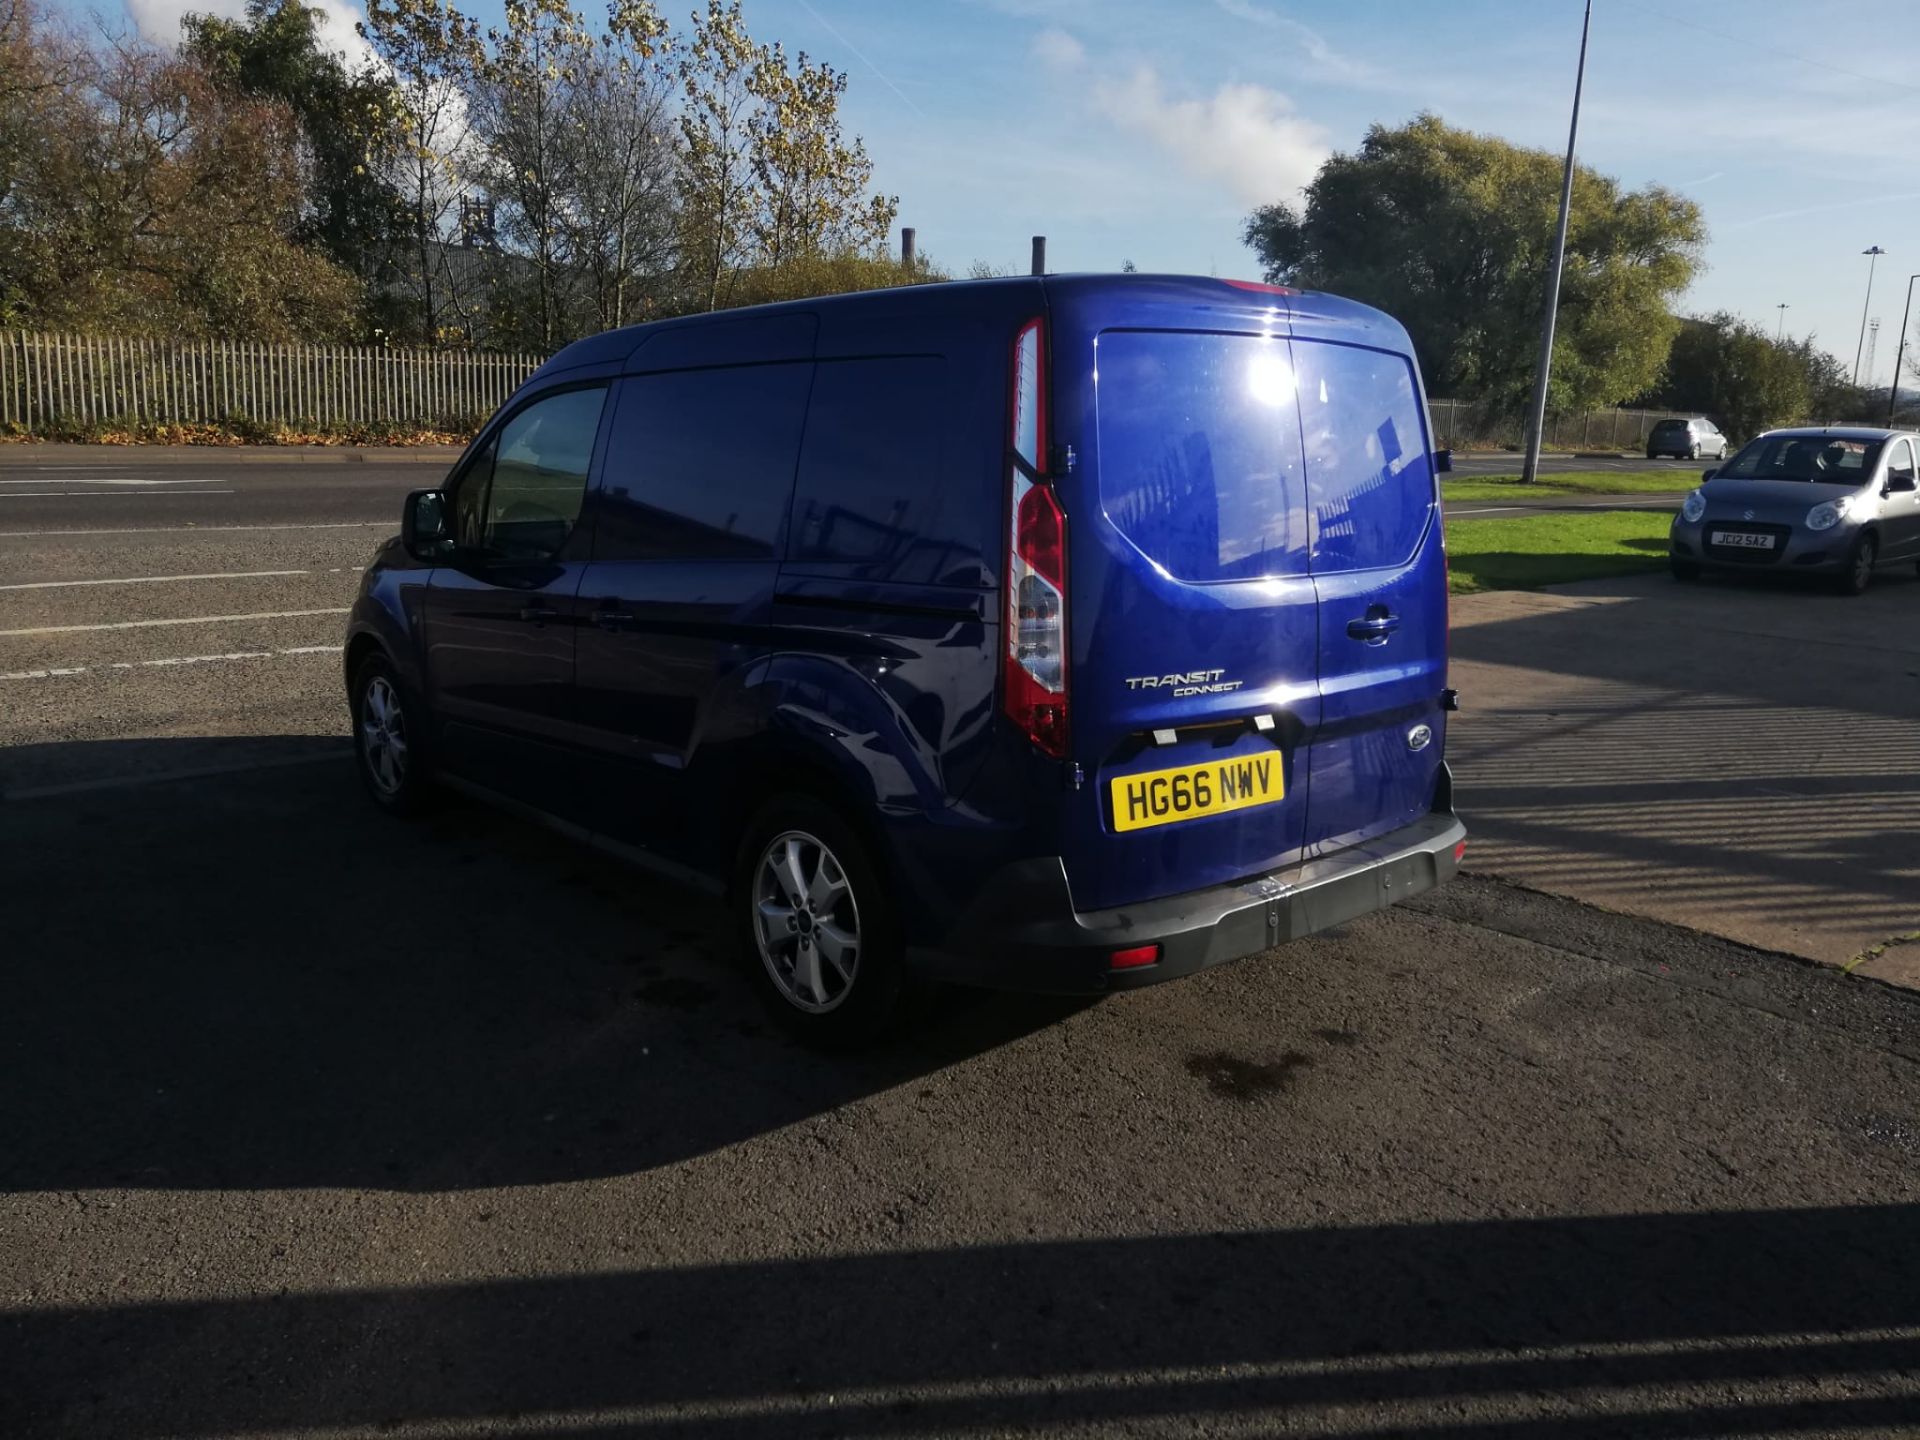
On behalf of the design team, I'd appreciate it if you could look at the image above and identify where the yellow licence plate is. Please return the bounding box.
[1109,754,1284,833]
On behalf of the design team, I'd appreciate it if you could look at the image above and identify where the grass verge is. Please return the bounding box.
[1446,510,1673,595]
[1442,470,1697,501]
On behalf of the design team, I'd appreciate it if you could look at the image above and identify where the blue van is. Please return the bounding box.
[344,275,1465,1042]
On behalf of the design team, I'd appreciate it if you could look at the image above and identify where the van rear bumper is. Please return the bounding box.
[907,809,1466,995]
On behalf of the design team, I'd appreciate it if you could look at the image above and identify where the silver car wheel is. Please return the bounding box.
[752,829,861,1013]
[359,674,409,796]
[1851,535,1876,591]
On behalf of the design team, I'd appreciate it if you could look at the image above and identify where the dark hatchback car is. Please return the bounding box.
[344,275,1465,1042]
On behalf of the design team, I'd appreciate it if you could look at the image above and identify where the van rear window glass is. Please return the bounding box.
[594,363,812,561]
[789,357,955,577]
[1292,338,1434,573]
[1095,330,1308,583]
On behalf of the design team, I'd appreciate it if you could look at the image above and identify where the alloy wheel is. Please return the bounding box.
[752,830,861,1013]
[359,674,409,796]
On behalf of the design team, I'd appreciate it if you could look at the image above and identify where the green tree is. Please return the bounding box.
[1244,113,1706,416]
[1659,313,1807,441]
[180,0,405,303]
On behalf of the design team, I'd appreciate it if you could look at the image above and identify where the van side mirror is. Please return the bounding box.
[1700,468,1717,483]
[402,489,452,560]
[1434,448,1453,473]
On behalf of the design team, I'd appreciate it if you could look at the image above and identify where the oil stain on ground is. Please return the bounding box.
[1185,1051,1314,1099]
[632,976,717,1010]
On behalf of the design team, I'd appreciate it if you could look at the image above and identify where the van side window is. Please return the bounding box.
[1292,339,1434,573]
[594,364,812,561]
[482,387,606,560]
[790,357,950,573]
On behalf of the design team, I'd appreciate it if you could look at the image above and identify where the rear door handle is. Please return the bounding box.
[518,605,561,625]
[1347,611,1401,645]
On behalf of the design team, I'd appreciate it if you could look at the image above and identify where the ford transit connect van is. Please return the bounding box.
[345,275,1465,1042]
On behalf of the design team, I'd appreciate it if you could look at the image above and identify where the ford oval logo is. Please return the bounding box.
[1407,724,1433,752]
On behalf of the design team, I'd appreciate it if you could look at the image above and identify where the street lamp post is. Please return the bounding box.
[1519,0,1592,485]
[1853,246,1886,387]
[1889,273,1920,426]
[1776,303,1789,341]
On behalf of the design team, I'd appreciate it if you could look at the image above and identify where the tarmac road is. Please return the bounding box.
[2,447,1918,1438]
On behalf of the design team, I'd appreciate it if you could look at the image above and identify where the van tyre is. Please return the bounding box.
[735,794,909,1048]
[1837,533,1877,596]
[351,652,432,816]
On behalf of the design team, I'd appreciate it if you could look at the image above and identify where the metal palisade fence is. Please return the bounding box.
[0,332,547,432]
[1427,398,1692,453]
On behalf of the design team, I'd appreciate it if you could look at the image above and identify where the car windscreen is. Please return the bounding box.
[1717,436,1883,483]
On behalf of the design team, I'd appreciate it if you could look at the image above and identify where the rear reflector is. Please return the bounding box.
[1453,840,1467,862]
[1109,944,1161,970]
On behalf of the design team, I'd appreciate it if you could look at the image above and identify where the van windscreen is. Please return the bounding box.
[1095,330,1309,583]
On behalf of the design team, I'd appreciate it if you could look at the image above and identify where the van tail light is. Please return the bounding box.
[1005,317,1068,758]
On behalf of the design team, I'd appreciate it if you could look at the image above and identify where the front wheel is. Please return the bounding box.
[351,654,432,815]
[1836,533,1878,595]
[735,794,910,1048]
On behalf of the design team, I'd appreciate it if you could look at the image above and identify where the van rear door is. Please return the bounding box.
[1288,319,1448,856]
[1053,293,1321,912]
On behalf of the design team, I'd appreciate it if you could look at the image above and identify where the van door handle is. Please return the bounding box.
[1347,610,1400,645]
[593,610,635,631]
[518,605,560,625]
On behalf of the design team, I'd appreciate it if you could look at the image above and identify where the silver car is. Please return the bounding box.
[1647,416,1729,461]
[1669,426,1920,594]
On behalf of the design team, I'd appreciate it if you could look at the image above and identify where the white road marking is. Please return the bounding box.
[0,489,236,498]
[0,481,218,495]
[0,607,348,637]
[0,643,342,682]
[0,569,308,591]
[0,521,388,537]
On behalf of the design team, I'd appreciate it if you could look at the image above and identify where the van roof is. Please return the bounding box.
[525,273,1416,386]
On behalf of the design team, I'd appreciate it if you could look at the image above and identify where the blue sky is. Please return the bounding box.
[114,0,1920,387]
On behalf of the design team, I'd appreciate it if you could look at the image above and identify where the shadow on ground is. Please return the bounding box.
[1447,569,1920,971]
[7,1206,1918,1436]
[0,737,1087,1194]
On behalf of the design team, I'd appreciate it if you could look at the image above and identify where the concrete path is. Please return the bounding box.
[1445,490,1685,518]
[1449,568,1920,988]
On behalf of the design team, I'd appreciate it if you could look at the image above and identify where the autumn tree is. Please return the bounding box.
[747,42,893,273]
[676,0,759,312]
[1245,113,1706,417]
[1,32,357,338]
[359,0,485,343]
[565,0,676,330]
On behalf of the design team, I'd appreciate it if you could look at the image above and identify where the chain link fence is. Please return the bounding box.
[1426,399,1694,453]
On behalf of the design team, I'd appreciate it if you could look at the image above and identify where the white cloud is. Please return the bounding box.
[125,0,374,67]
[1091,65,1327,206]
[1031,27,1086,70]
